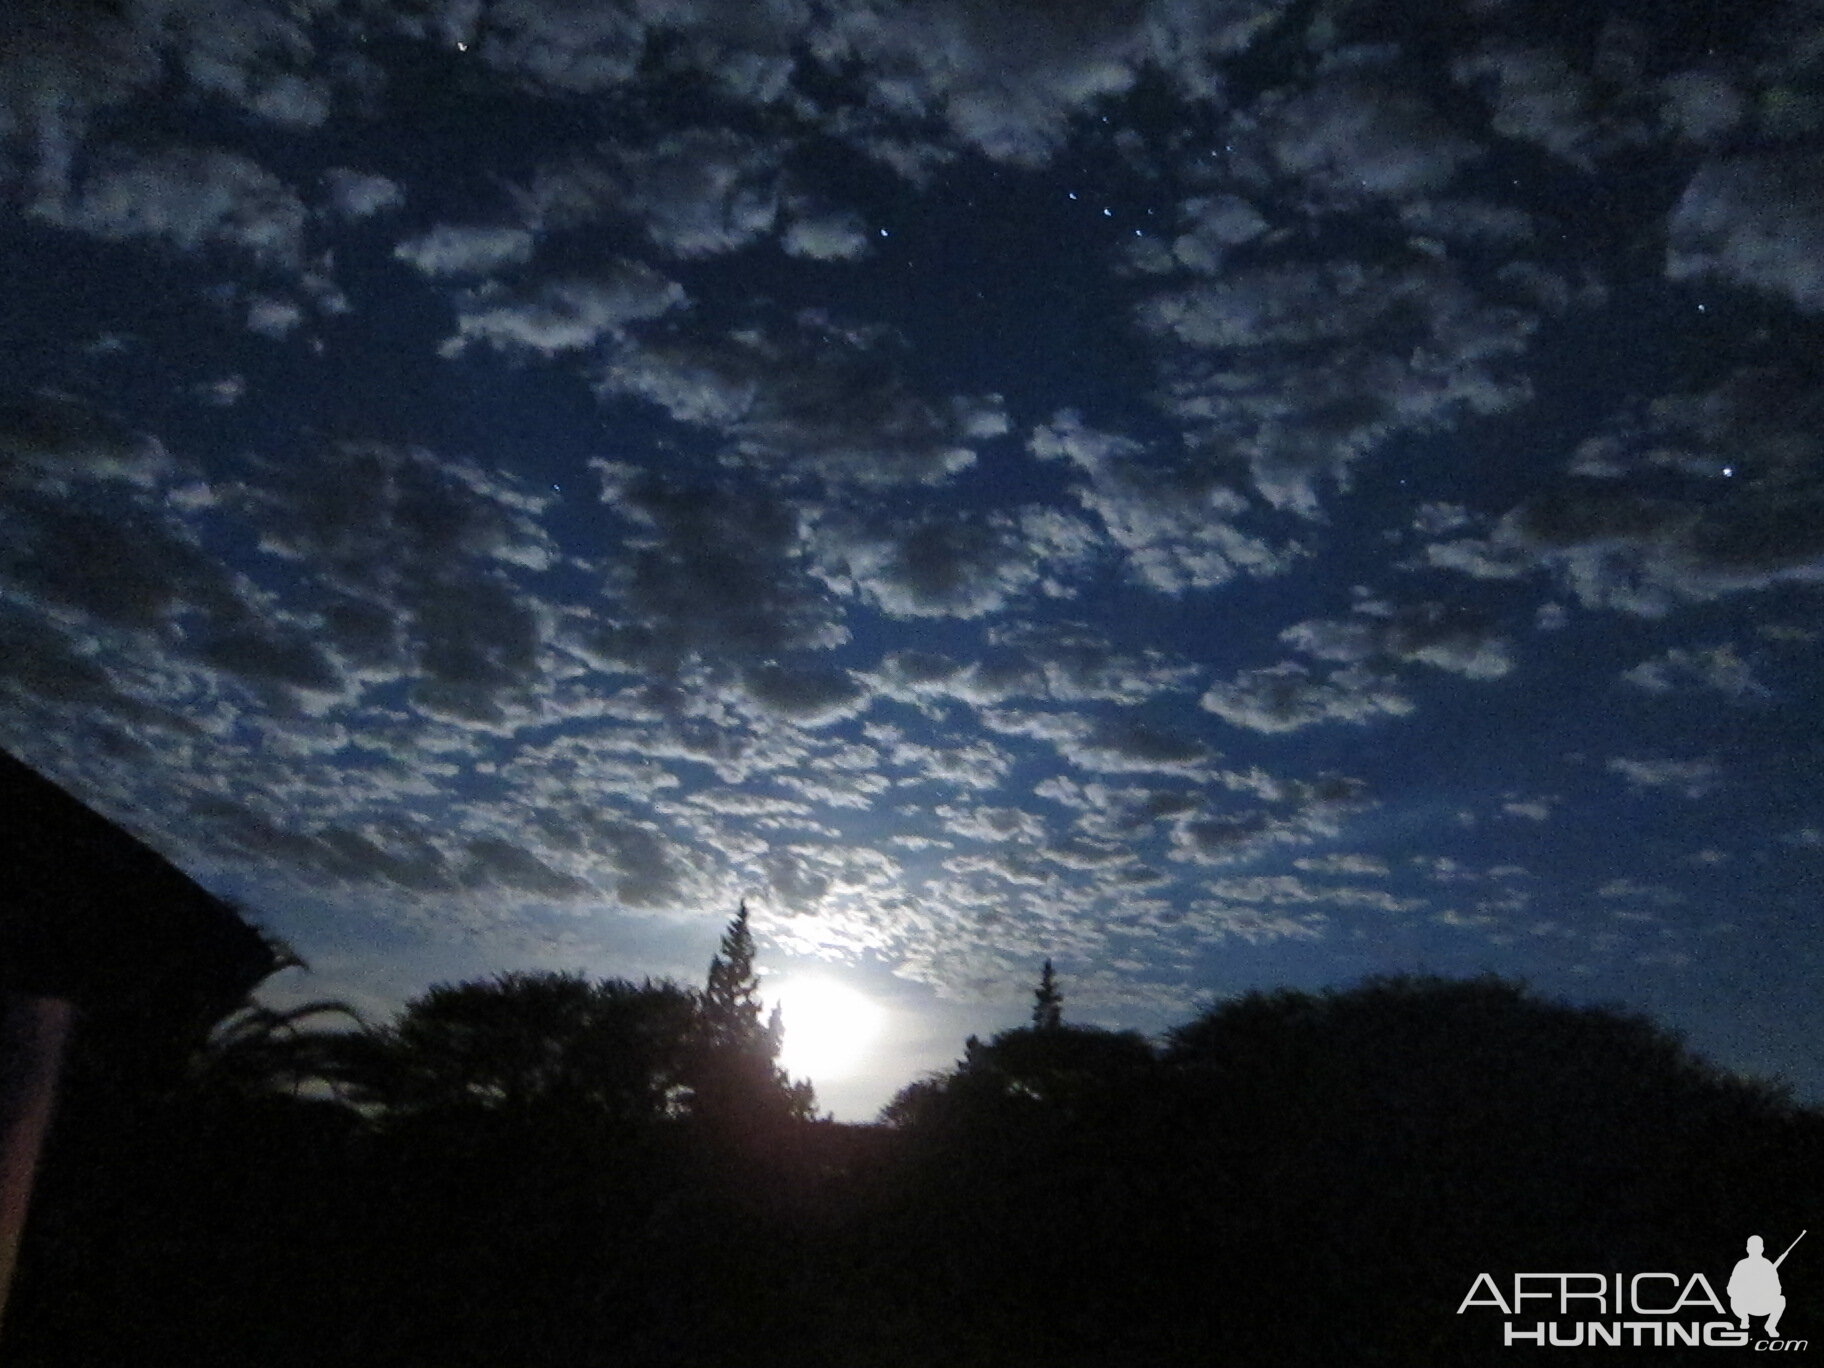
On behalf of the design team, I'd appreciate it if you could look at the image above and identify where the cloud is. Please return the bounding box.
[1143,193,1270,275]
[443,0,646,93]
[988,621,1200,705]
[1667,155,1824,314]
[600,313,1007,486]
[189,618,343,696]
[780,203,871,260]
[816,0,1143,168]
[1281,598,1514,680]
[36,144,307,270]
[583,465,843,673]
[394,223,536,276]
[0,1,162,199]
[815,507,1096,619]
[1172,811,1304,866]
[1424,369,1824,613]
[866,723,1013,792]
[1621,644,1769,699]
[182,782,700,911]
[1658,70,1749,145]
[739,663,868,728]
[444,267,687,355]
[461,836,591,899]
[1607,756,1720,799]
[1164,776,1372,867]
[1031,410,1298,592]
[817,0,1273,168]
[196,375,246,407]
[1,392,170,490]
[1184,895,1331,944]
[562,814,696,908]
[1451,42,1615,169]
[1252,75,1481,207]
[2,492,241,632]
[407,577,547,724]
[983,709,1219,778]
[7,0,1817,1020]
[1506,484,1824,615]
[1596,877,1685,907]
[1399,198,1536,245]
[1037,776,1199,827]
[160,0,354,128]
[246,296,304,339]
[1294,852,1390,876]
[226,441,560,722]
[756,842,905,921]
[1200,662,1412,733]
[3,0,384,205]
[0,397,373,716]
[581,128,781,258]
[940,804,1049,844]
[1058,717,1218,776]
[1501,797,1555,821]
[1137,257,1537,513]
[0,606,186,729]
[240,441,555,580]
[322,168,403,219]
[193,805,461,897]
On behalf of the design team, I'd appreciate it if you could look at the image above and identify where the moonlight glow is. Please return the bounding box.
[771,978,885,1082]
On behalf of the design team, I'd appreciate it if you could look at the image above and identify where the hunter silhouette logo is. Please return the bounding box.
[1457,1230,1808,1349]
[1729,1231,1803,1340]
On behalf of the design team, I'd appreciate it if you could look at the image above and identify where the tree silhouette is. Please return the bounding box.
[889,1023,1156,1127]
[1031,959,1063,1030]
[342,971,699,1129]
[13,902,1820,1368]
[691,903,814,1130]
[181,936,362,1103]
[702,901,776,1051]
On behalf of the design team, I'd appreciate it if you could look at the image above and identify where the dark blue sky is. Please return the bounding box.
[3,0,1821,1117]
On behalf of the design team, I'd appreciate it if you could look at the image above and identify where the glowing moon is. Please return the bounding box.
[771,977,885,1081]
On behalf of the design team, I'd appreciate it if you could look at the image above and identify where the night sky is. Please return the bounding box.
[3,0,1822,1118]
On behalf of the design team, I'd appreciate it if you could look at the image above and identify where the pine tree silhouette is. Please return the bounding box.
[703,901,766,1050]
[1032,958,1063,1030]
[695,902,813,1126]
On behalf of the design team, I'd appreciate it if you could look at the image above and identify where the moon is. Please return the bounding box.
[770,977,885,1082]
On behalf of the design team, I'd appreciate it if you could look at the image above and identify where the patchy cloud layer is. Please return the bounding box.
[2,0,1822,1091]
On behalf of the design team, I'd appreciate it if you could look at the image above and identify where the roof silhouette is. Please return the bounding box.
[0,750,273,1018]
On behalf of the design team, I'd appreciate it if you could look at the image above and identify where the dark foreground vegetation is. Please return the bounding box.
[7,912,1820,1367]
